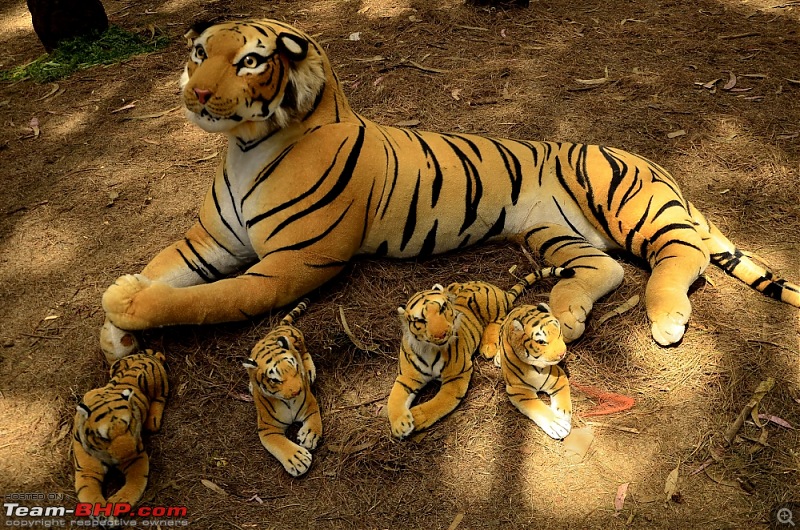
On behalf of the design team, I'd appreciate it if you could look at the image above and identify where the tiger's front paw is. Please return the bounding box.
[390,409,415,440]
[281,447,313,477]
[297,424,320,450]
[102,274,166,330]
[539,411,572,440]
[100,318,139,364]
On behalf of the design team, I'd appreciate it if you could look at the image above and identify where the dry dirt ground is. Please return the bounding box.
[1,0,799,528]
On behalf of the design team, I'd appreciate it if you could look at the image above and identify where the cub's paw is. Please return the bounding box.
[281,447,313,477]
[297,424,321,450]
[539,412,572,440]
[99,318,139,364]
[390,410,415,440]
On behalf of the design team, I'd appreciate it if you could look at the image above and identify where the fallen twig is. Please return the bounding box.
[724,377,775,445]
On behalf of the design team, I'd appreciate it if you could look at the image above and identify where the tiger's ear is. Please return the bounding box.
[76,403,90,417]
[512,319,524,332]
[536,303,552,313]
[276,32,309,62]
[397,306,406,316]
[431,284,445,292]
[276,336,291,350]
[242,358,257,369]
[184,20,215,44]
[121,388,134,401]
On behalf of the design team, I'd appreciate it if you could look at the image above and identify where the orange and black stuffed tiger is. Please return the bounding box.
[243,300,321,477]
[73,349,168,506]
[100,18,799,360]
[492,304,572,439]
[387,267,570,439]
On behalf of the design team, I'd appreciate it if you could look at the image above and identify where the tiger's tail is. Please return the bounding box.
[280,299,311,326]
[690,203,800,307]
[507,266,576,303]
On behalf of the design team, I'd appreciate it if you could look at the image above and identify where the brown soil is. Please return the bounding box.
[1,0,799,528]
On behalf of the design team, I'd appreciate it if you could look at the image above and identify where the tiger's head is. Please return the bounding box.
[181,19,326,137]
[398,284,460,347]
[502,304,567,368]
[74,387,144,466]
[243,335,306,402]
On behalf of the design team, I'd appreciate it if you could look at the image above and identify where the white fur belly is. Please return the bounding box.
[504,185,619,252]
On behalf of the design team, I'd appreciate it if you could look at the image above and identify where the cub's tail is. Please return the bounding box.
[690,203,800,307]
[507,266,575,303]
[280,299,311,326]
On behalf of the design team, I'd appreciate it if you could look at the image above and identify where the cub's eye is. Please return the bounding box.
[194,45,207,61]
[535,338,548,345]
[238,53,266,70]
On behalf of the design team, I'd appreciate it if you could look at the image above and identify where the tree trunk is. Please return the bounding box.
[27,0,109,52]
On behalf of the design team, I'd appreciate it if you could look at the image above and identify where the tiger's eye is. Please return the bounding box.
[243,55,258,68]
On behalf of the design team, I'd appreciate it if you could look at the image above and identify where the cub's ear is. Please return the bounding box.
[536,303,552,313]
[276,336,291,350]
[121,388,134,401]
[242,358,258,369]
[76,403,90,417]
[397,306,406,316]
[512,319,524,333]
[431,284,445,292]
[276,32,309,62]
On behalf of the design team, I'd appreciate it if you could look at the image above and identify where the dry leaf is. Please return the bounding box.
[394,119,420,127]
[354,55,386,62]
[758,414,794,429]
[451,88,462,101]
[614,482,629,514]
[596,295,639,325]
[34,83,60,101]
[123,106,181,121]
[200,478,228,496]
[667,130,687,139]
[701,78,720,89]
[448,513,465,530]
[704,468,739,489]
[722,71,737,90]
[111,103,136,114]
[348,32,361,41]
[563,427,594,462]
[787,78,800,85]
[664,463,680,502]
[326,440,376,454]
[196,151,218,163]
[43,315,59,321]
[29,117,40,138]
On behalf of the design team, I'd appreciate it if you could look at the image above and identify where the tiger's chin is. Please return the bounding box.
[184,108,245,134]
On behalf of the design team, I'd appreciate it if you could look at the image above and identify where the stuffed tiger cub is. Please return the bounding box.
[73,349,168,506]
[243,300,321,477]
[491,304,572,439]
[100,18,799,360]
[387,267,571,439]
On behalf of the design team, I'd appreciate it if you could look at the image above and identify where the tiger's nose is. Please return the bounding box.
[193,88,213,104]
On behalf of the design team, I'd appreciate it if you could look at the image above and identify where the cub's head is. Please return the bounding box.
[243,335,306,402]
[181,19,325,135]
[398,284,459,347]
[74,387,143,466]
[503,304,567,368]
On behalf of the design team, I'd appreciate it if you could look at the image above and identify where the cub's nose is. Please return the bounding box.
[193,88,213,104]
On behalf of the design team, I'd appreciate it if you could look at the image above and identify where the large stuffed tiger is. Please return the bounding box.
[243,300,321,477]
[73,349,168,506]
[100,18,800,360]
[491,304,573,440]
[388,267,570,439]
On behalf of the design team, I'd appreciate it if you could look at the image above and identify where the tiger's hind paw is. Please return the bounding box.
[100,319,139,364]
[650,318,687,346]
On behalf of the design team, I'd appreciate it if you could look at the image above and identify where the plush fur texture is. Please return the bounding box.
[243,300,321,477]
[72,350,168,505]
[100,18,800,360]
[387,267,570,438]
[492,304,572,439]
